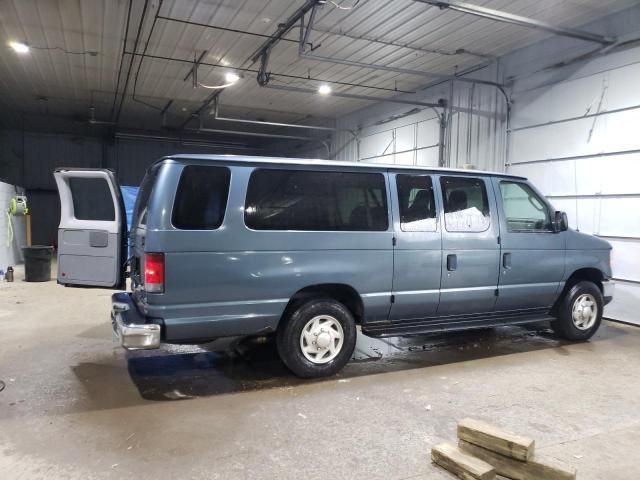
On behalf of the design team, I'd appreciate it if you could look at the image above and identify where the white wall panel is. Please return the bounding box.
[354,113,441,165]
[395,125,415,153]
[608,238,640,283]
[549,197,640,238]
[507,39,640,320]
[417,119,440,148]
[359,130,394,161]
[0,181,26,268]
[394,150,415,165]
[509,152,640,197]
[512,61,640,129]
[416,147,440,166]
[510,108,640,163]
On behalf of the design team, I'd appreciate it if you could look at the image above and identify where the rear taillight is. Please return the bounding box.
[144,253,164,293]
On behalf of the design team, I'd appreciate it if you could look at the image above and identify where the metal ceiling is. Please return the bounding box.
[0,0,635,137]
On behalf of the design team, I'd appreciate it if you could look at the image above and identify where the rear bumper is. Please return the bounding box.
[111,292,161,350]
[603,279,615,305]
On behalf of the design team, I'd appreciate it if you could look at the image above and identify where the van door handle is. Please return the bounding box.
[503,252,512,269]
[447,254,457,271]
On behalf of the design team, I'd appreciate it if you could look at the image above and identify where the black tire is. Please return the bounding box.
[277,298,357,378]
[550,280,603,341]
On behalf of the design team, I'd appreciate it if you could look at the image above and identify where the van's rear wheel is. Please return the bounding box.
[551,281,603,341]
[277,298,356,378]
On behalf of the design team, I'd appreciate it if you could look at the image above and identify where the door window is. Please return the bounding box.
[172,166,231,230]
[440,176,490,232]
[396,174,437,232]
[68,177,115,221]
[499,181,552,232]
[245,169,388,231]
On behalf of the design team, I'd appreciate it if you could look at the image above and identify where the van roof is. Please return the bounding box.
[166,154,526,180]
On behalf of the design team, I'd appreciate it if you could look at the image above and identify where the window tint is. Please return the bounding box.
[396,174,437,232]
[245,169,388,231]
[440,176,490,232]
[69,177,115,221]
[133,164,160,226]
[499,181,552,232]
[172,166,230,230]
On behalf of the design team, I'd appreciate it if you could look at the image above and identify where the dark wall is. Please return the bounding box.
[0,129,265,244]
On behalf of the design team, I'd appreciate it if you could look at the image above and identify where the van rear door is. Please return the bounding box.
[54,168,127,288]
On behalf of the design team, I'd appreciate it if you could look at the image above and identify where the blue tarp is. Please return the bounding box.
[120,185,139,231]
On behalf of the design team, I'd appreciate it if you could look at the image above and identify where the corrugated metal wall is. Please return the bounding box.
[334,63,508,172]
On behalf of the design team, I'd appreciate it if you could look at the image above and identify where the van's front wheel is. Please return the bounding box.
[277,299,356,378]
[551,281,603,341]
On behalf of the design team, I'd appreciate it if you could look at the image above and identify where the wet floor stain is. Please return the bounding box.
[119,322,596,401]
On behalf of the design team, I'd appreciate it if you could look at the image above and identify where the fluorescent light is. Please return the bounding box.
[225,72,240,84]
[9,41,29,54]
[318,84,332,95]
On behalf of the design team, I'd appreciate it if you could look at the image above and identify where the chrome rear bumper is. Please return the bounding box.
[111,295,160,350]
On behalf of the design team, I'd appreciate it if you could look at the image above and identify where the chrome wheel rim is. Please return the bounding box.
[300,315,344,364]
[572,293,598,330]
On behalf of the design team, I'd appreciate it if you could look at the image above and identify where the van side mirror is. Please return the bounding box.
[553,211,568,232]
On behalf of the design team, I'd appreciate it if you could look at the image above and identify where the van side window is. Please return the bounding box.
[245,169,388,231]
[396,174,437,232]
[440,176,490,232]
[133,164,161,227]
[68,177,115,221]
[499,181,552,232]
[172,166,231,230]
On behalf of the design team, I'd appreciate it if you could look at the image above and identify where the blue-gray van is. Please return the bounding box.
[54,155,614,377]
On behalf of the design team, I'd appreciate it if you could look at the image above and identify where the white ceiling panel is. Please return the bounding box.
[0,0,636,134]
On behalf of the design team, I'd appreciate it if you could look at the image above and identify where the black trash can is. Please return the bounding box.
[22,246,54,282]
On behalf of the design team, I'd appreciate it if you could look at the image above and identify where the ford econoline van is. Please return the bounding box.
[54,156,614,377]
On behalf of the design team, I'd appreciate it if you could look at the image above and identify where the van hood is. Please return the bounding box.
[566,229,611,250]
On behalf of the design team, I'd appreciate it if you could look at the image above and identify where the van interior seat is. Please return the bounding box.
[405,189,433,222]
[448,190,468,212]
[349,205,387,230]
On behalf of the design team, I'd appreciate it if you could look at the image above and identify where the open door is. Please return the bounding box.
[54,168,127,288]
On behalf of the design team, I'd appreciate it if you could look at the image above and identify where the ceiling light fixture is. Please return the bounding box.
[9,41,29,54]
[225,72,240,83]
[198,72,242,89]
[318,84,332,95]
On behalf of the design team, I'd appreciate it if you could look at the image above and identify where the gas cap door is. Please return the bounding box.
[53,168,127,288]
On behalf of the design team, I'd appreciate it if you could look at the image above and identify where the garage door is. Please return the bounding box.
[507,48,640,324]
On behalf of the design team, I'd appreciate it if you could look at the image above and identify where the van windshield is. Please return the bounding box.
[133,164,161,227]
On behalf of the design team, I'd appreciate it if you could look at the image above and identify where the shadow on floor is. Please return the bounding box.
[118,322,627,401]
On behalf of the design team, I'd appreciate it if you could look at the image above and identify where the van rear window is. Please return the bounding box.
[172,166,231,230]
[68,177,115,221]
[245,169,388,231]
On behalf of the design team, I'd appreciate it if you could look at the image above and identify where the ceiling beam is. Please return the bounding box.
[264,84,445,110]
[158,15,299,44]
[124,51,415,94]
[414,0,616,46]
[184,50,208,84]
[248,0,320,66]
[298,51,503,88]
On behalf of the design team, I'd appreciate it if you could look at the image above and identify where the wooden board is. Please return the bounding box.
[459,440,577,480]
[458,418,535,461]
[431,442,496,480]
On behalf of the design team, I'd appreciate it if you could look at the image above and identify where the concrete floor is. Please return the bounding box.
[2,266,640,479]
